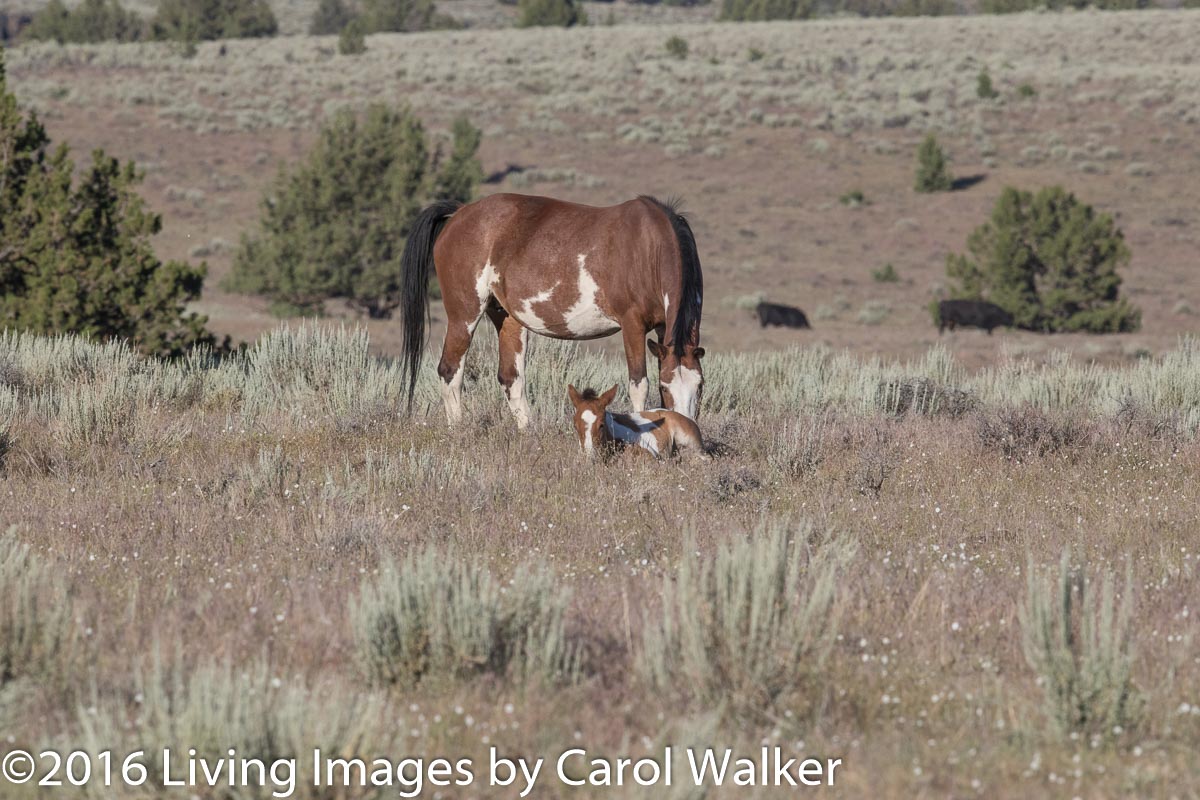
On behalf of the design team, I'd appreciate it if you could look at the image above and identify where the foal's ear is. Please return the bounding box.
[600,384,619,406]
[646,340,666,360]
[567,384,582,407]
[692,347,706,359]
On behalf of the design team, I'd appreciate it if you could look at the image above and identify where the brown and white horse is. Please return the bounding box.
[399,193,705,427]
[567,384,708,460]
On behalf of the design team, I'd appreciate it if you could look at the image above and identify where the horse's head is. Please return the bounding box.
[647,341,705,420]
[567,384,617,457]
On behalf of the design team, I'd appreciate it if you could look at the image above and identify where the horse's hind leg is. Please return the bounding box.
[437,315,482,426]
[487,303,532,429]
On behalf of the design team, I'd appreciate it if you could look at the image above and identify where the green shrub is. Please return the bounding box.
[1,529,76,689]
[26,0,145,43]
[351,546,576,687]
[944,186,1140,333]
[665,35,689,59]
[432,116,485,205]
[1017,82,1037,98]
[361,0,438,31]
[914,133,953,193]
[0,54,215,358]
[516,0,585,27]
[720,0,816,20]
[81,655,395,793]
[640,525,851,713]
[225,105,482,318]
[872,263,899,283]
[976,69,998,99]
[747,46,764,61]
[309,0,355,33]
[839,188,866,207]
[152,0,277,41]
[337,16,366,53]
[1021,551,1141,738]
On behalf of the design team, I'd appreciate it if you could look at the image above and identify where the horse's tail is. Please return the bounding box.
[643,196,703,357]
[400,199,461,411]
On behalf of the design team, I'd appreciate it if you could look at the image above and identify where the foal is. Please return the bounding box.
[567,384,708,460]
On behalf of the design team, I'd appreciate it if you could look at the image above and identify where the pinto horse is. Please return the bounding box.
[399,193,705,427]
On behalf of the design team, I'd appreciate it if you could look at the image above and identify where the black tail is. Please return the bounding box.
[643,196,703,357]
[400,199,461,410]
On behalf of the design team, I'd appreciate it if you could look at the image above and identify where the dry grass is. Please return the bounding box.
[0,326,1198,797]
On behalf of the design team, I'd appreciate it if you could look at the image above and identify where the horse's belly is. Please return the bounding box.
[510,294,620,338]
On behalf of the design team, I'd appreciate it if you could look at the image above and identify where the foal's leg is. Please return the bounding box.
[487,304,532,429]
[437,313,483,426]
[621,323,650,413]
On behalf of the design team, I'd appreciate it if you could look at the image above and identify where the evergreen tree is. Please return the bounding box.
[943,186,1140,334]
[337,16,366,53]
[0,52,214,357]
[516,0,585,27]
[431,116,484,205]
[225,105,483,319]
[310,0,355,33]
[915,133,953,193]
[26,0,145,43]
[361,0,436,31]
[153,0,277,41]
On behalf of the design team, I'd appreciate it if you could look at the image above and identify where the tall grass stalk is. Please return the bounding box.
[1020,551,1141,738]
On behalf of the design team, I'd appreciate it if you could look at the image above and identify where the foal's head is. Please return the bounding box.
[647,341,705,420]
[567,384,618,456]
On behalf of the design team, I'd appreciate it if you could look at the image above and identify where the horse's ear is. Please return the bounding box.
[600,384,619,406]
[647,340,665,360]
[567,384,582,407]
[693,347,706,359]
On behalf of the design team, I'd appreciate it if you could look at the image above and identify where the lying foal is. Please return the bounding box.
[567,384,709,460]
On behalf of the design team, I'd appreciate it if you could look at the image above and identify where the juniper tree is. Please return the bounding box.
[0,52,214,357]
[152,0,277,41]
[914,133,953,193]
[226,106,483,318]
[943,186,1140,334]
[310,0,354,33]
[517,0,585,27]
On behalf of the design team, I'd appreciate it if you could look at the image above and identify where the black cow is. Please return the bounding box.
[936,299,1013,335]
[755,301,810,329]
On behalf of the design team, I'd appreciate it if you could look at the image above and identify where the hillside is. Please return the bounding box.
[6,9,1200,368]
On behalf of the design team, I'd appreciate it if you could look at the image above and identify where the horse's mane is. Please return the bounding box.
[639,195,703,357]
[578,388,600,400]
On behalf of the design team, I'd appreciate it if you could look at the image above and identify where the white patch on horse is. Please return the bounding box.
[564,254,618,337]
[606,412,661,457]
[629,376,649,413]
[663,293,670,316]
[514,287,556,334]
[664,364,702,420]
[580,409,598,455]
[506,326,531,429]
[475,260,500,305]
[439,360,466,426]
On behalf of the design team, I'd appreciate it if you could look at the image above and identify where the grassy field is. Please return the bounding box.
[2,326,1199,796]
[3,6,1200,798]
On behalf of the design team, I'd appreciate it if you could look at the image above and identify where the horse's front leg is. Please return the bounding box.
[489,304,532,429]
[620,322,650,413]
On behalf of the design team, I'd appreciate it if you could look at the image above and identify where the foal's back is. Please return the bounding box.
[607,409,708,460]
